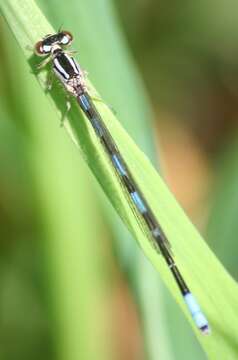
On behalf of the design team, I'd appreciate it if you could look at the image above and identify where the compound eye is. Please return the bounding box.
[60,31,73,46]
[34,41,44,56]
[35,41,52,56]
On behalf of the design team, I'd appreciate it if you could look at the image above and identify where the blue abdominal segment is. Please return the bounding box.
[112,154,127,176]
[130,191,147,214]
[80,94,91,111]
[184,293,210,334]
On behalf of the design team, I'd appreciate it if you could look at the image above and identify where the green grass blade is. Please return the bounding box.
[1,0,238,358]
[41,1,208,358]
[38,2,177,359]
[1,1,174,359]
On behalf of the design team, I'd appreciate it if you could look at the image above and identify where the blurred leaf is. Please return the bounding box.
[0,98,54,360]
[207,135,238,279]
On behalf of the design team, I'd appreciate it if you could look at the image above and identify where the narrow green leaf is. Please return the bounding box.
[1,0,238,358]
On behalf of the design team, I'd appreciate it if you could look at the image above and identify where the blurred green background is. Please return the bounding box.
[0,0,237,359]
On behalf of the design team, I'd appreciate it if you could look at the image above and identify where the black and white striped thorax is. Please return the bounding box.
[52,48,86,96]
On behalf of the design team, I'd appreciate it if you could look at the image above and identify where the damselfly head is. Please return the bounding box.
[59,31,73,46]
[34,31,73,56]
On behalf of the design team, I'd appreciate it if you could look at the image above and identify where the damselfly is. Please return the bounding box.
[34,31,210,335]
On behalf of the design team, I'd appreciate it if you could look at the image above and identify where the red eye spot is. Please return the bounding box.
[34,41,44,56]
